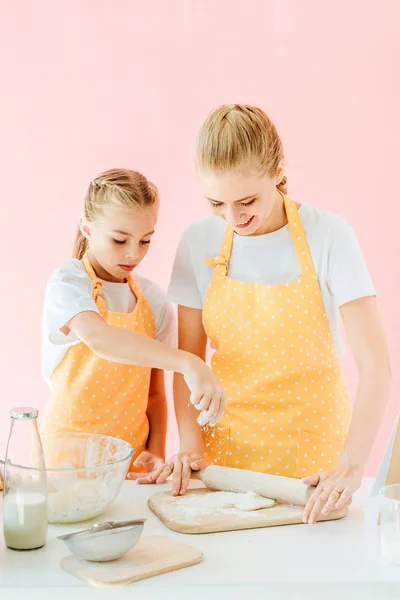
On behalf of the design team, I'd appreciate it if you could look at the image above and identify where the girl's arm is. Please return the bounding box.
[303,296,391,523]
[64,310,225,424]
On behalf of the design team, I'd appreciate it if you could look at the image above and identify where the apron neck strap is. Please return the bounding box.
[205,225,234,273]
[125,273,144,302]
[209,195,316,279]
[82,251,98,281]
[82,252,107,312]
[82,252,144,309]
[284,196,316,278]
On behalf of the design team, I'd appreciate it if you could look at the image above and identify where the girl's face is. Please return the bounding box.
[81,201,159,282]
[198,167,284,236]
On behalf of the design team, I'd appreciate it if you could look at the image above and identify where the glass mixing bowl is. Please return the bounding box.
[1,432,133,524]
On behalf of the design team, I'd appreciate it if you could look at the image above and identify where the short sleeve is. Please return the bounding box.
[43,260,99,343]
[167,234,203,309]
[155,301,177,347]
[135,274,178,347]
[327,220,376,307]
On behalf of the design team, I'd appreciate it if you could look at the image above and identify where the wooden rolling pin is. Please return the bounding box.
[193,466,313,507]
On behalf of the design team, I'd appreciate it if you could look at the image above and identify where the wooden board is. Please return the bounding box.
[60,535,203,587]
[149,488,347,534]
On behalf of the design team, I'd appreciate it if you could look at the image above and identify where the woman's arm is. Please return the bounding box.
[64,310,224,423]
[127,368,168,483]
[146,368,168,460]
[157,306,216,495]
[175,306,210,455]
[338,297,391,467]
[303,296,391,523]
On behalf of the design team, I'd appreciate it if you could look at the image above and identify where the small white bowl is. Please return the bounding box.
[58,519,145,562]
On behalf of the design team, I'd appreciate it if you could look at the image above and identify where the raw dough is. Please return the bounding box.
[46,466,118,523]
[235,492,276,511]
[183,491,275,512]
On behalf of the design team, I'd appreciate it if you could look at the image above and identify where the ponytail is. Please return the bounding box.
[72,227,88,259]
[277,174,287,195]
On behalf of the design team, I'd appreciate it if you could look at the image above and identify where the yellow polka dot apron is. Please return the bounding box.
[202,196,351,478]
[42,252,155,474]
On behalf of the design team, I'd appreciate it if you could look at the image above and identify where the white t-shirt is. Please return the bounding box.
[167,205,375,355]
[42,260,176,385]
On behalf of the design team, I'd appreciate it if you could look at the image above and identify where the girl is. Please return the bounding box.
[41,169,225,477]
[159,105,391,523]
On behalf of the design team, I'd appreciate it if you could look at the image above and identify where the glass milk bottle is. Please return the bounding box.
[2,407,48,550]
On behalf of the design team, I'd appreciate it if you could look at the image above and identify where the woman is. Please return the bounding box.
[159,105,391,523]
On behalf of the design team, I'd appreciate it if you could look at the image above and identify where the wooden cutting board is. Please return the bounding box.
[149,488,347,534]
[60,535,203,587]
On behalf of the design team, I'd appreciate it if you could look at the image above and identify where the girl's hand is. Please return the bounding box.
[127,451,165,484]
[301,463,363,524]
[183,355,225,427]
[156,452,207,496]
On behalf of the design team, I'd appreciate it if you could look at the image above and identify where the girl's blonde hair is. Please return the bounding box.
[73,168,158,259]
[195,104,287,194]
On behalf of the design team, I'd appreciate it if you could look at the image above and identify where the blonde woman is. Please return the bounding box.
[160,105,391,524]
[41,169,225,477]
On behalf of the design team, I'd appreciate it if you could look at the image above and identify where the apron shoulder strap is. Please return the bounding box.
[284,196,317,278]
[81,252,107,313]
[205,225,234,273]
[205,197,316,279]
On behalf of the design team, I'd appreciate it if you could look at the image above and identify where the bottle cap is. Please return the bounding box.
[10,407,39,419]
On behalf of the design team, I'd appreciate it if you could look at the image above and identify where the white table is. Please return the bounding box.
[1,478,400,600]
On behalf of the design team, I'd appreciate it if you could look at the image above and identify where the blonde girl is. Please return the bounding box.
[41,169,225,478]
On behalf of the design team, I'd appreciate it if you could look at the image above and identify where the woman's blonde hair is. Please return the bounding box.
[195,104,287,194]
[73,168,158,259]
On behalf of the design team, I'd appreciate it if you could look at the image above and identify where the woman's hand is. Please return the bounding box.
[127,451,165,484]
[302,463,363,524]
[156,452,207,496]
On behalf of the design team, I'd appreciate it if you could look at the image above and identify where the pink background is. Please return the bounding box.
[1,1,399,475]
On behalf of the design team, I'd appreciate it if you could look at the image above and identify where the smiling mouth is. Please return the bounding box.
[235,216,254,229]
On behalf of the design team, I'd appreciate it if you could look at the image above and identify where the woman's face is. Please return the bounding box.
[198,168,284,236]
